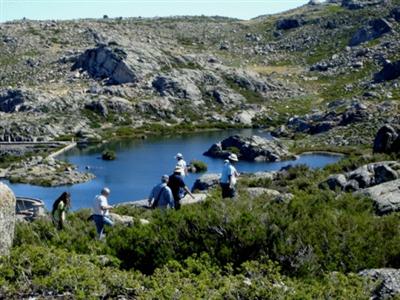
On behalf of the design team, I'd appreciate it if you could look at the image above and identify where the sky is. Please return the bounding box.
[0,0,310,22]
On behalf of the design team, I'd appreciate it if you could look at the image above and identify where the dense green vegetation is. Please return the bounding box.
[189,160,208,172]
[2,154,399,298]
[102,149,117,161]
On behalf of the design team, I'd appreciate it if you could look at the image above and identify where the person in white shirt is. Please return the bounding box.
[175,153,188,177]
[220,154,239,198]
[92,187,114,239]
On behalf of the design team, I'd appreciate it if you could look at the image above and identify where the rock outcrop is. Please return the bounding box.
[392,7,400,22]
[6,156,95,187]
[374,60,400,82]
[373,125,400,154]
[349,18,392,47]
[244,188,293,203]
[152,74,202,102]
[357,179,400,215]
[360,268,400,299]
[322,161,400,192]
[342,0,388,10]
[0,89,34,113]
[192,173,220,192]
[204,135,293,162]
[286,102,371,135]
[72,45,137,85]
[0,183,16,256]
[276,18,302,30]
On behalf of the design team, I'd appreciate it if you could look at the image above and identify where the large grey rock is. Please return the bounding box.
[152,74,202,102]
[276,18,302,30]
[224,70,279,97]
[85,100,108,117]
[374,61,400,83]
[0,183,16,256]
[360,268,400,299]
[192,173,220,192]
[109,213,134,226]
[5,156,95,187]
[357,179,400,215]
[325,174,347,190]
[245,187,280,198]
[349,18,392,47]
[211,88,245,106]
[0,89,33,113]
[245,188,293,203]
[342,0,387,10]
[72,45,137,85]
[392,7,400,22]
[204,135,292,162]
[373,125,400,154]
[339,104,370,125]
[322,161,400,192]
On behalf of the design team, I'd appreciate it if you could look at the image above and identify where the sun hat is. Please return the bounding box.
[228,153,239,162]
[175,153,183,159]
[102,187,111,195]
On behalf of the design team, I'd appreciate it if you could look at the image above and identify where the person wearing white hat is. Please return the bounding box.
[175,153,188,177]
[168,166,194,210]
[92,187,114,239]
[220,153,240,198]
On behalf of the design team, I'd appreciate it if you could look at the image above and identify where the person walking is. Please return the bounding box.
[148,175,174,209]
[168,166,194,210]
[51,192,71,230]
[175,153,188,177]
[220,154,240,199]
[92,187,113,240]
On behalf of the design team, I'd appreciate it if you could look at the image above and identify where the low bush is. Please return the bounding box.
[189,160,208,172]
[5,154,399,297]
[101,149,116,161]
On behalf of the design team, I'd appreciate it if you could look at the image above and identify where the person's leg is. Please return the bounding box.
[93,215,104,238]
[100,216,114,238]
[59,211,65,230]
[221,183,229,198]
[174,199,181,210]
[103,216,114,227]
[229,186,236,198]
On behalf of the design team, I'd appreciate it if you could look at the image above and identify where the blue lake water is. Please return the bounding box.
[3,129,343,210]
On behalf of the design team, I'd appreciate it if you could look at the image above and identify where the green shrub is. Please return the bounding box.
[7,154,400,297]
[226,146,240,155]
[101,149,116,161]
[189,160,208,172]
[0,246,139,299]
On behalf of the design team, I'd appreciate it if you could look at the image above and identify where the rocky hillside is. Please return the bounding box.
[0,0,399,148]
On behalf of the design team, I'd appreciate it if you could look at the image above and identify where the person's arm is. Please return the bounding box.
[228,175,235,188]
[148,188,155,206]
[166,188,174,208]
[100,198,113,212]
[184,186,195,199]
[228,166,236,188]
[101,204,113,210]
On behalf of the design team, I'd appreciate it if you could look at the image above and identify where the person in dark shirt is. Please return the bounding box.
[168,166,194,210]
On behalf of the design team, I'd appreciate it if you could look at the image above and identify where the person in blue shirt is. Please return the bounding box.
[220,154,240,198]
[148,175,175,209]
